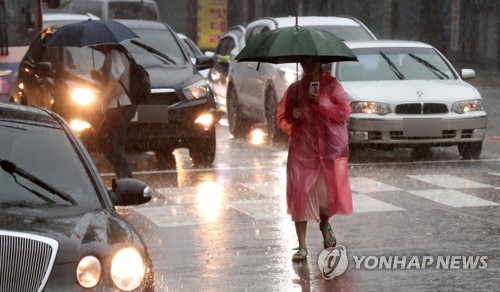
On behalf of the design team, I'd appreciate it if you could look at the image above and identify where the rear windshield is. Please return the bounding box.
[308,25,375,41]
[108,2,159,20]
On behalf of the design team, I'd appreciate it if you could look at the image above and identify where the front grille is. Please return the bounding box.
[390,130,456,140]
[461,129,474,138]
[0,231,58,292]
[369,131,382,140]
[144,90,180,106]
[396,103,448,114]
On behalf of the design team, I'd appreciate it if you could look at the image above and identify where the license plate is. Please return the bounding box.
[403,118,442,137]
[133,105,169,123]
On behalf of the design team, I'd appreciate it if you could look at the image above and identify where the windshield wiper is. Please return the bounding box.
[379,51,405,80]
[408,53,449,80]
[131,39,175,65]
[0,159,78,205]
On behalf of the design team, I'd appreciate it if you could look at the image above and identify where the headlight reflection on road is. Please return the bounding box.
[197,181,225,222]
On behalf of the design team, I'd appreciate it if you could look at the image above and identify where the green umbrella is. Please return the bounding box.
[235,23,357,64]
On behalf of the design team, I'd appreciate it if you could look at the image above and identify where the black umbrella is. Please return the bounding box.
[45,19,139,48]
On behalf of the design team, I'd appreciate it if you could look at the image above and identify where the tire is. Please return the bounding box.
[227,85,252,138]
[156,148,176,169]
[458,141,482,160]
[189,129,216,167]
[265,87,287,143]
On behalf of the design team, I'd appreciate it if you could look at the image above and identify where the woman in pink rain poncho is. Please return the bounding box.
[276,56,353,261]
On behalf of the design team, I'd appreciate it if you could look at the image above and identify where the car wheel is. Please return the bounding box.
[458,141,482,160]
[189,128,216,167]
[265,87,286,143]
[227,85,251,138]
[156,148,176,169]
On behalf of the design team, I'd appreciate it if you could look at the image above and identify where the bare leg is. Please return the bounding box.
[293,221,308,260]
[319,215,336,248]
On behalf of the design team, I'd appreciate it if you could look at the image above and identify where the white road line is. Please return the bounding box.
[156,186,198,204]
[353,193,404,213]
[228,199,286,220]
[350,177,401,193]
[241,181,286,199]
[407,174,492,189]
[134,205,201,227]
[489,173,500,177]
[406,189,499,208]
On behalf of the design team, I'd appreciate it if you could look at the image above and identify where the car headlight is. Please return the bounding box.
[452,99,483,114]
[76,255,101,288]
[71,88,96,105]
[183,80,209,100]
[278,67,302,84]
[350,101,391,115]
[111,247,145,291]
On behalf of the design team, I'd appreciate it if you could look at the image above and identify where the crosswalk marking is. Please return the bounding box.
[228,199,286,220]
[353,193,405,213]
[241,181,286,199]
[134,205,201,227]
[350,177,401,193]
[407,174,492,189]
[406,189,499,208]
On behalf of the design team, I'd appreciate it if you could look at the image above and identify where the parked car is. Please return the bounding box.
[208,25,245,113]
[64,0,160,20]
[16,20,218,167]
[0,103,154,290]
[325,40,487,159]
[227,16,377,141]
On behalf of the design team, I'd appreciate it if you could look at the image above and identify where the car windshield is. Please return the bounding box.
[0,121,101,208]
[308,25,374,41]
[122,28,187,66]
[337,47,457,81]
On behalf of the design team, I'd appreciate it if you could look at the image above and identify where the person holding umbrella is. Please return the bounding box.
[46,19,140,178]
[235,18,356,261]
[92,43,136,178]
[276,55,353,261]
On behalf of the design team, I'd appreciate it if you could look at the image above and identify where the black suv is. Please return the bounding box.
[16,20,218,167]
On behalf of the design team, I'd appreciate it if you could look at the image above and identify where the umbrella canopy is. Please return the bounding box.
[235,25,357,64]
[45,19,139,47]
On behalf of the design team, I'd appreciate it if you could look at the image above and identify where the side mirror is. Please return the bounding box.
[195,56,214,71]
[461,69,475,79]
[34,62,53,77]
[109,178,152,206]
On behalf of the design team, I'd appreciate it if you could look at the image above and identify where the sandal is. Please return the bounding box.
[292,245,308,261]
[321,224,337,249]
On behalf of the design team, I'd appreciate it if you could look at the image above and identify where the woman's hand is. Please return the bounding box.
[308,94,319,103]
[293,107,301,120]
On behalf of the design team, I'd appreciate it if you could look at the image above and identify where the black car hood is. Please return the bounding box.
[146,64,201,89]
[0,207,141,264]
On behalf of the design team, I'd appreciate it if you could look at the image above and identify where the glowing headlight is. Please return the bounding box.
[452,99,483,114]
[183,80,209,100]
[76,255,101,288]
[71,88,96,105]
[278,67,302,84]
[350,101,391,115]
[195,113,214,130]
[111,247,145,291]
[70,120,92,133]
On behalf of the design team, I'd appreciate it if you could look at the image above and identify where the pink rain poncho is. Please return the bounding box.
[276,71,353,220]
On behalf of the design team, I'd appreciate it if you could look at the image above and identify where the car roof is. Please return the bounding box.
[0,104,61,129]
[273,16,364,28]
[43,12,99,22]
[344,40,434,49]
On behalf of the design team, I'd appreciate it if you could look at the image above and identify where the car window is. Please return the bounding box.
[182,38,203,57]
[0,121,101,208]
[123,28,187,66]
[308,25,374,41]
[337,47,457,81]
[246,26,269,44]
[109,2,158,20]
[72,0,103,18]
[65,46,105,77]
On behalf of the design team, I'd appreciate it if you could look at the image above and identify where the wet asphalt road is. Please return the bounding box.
[92,85,500,291]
